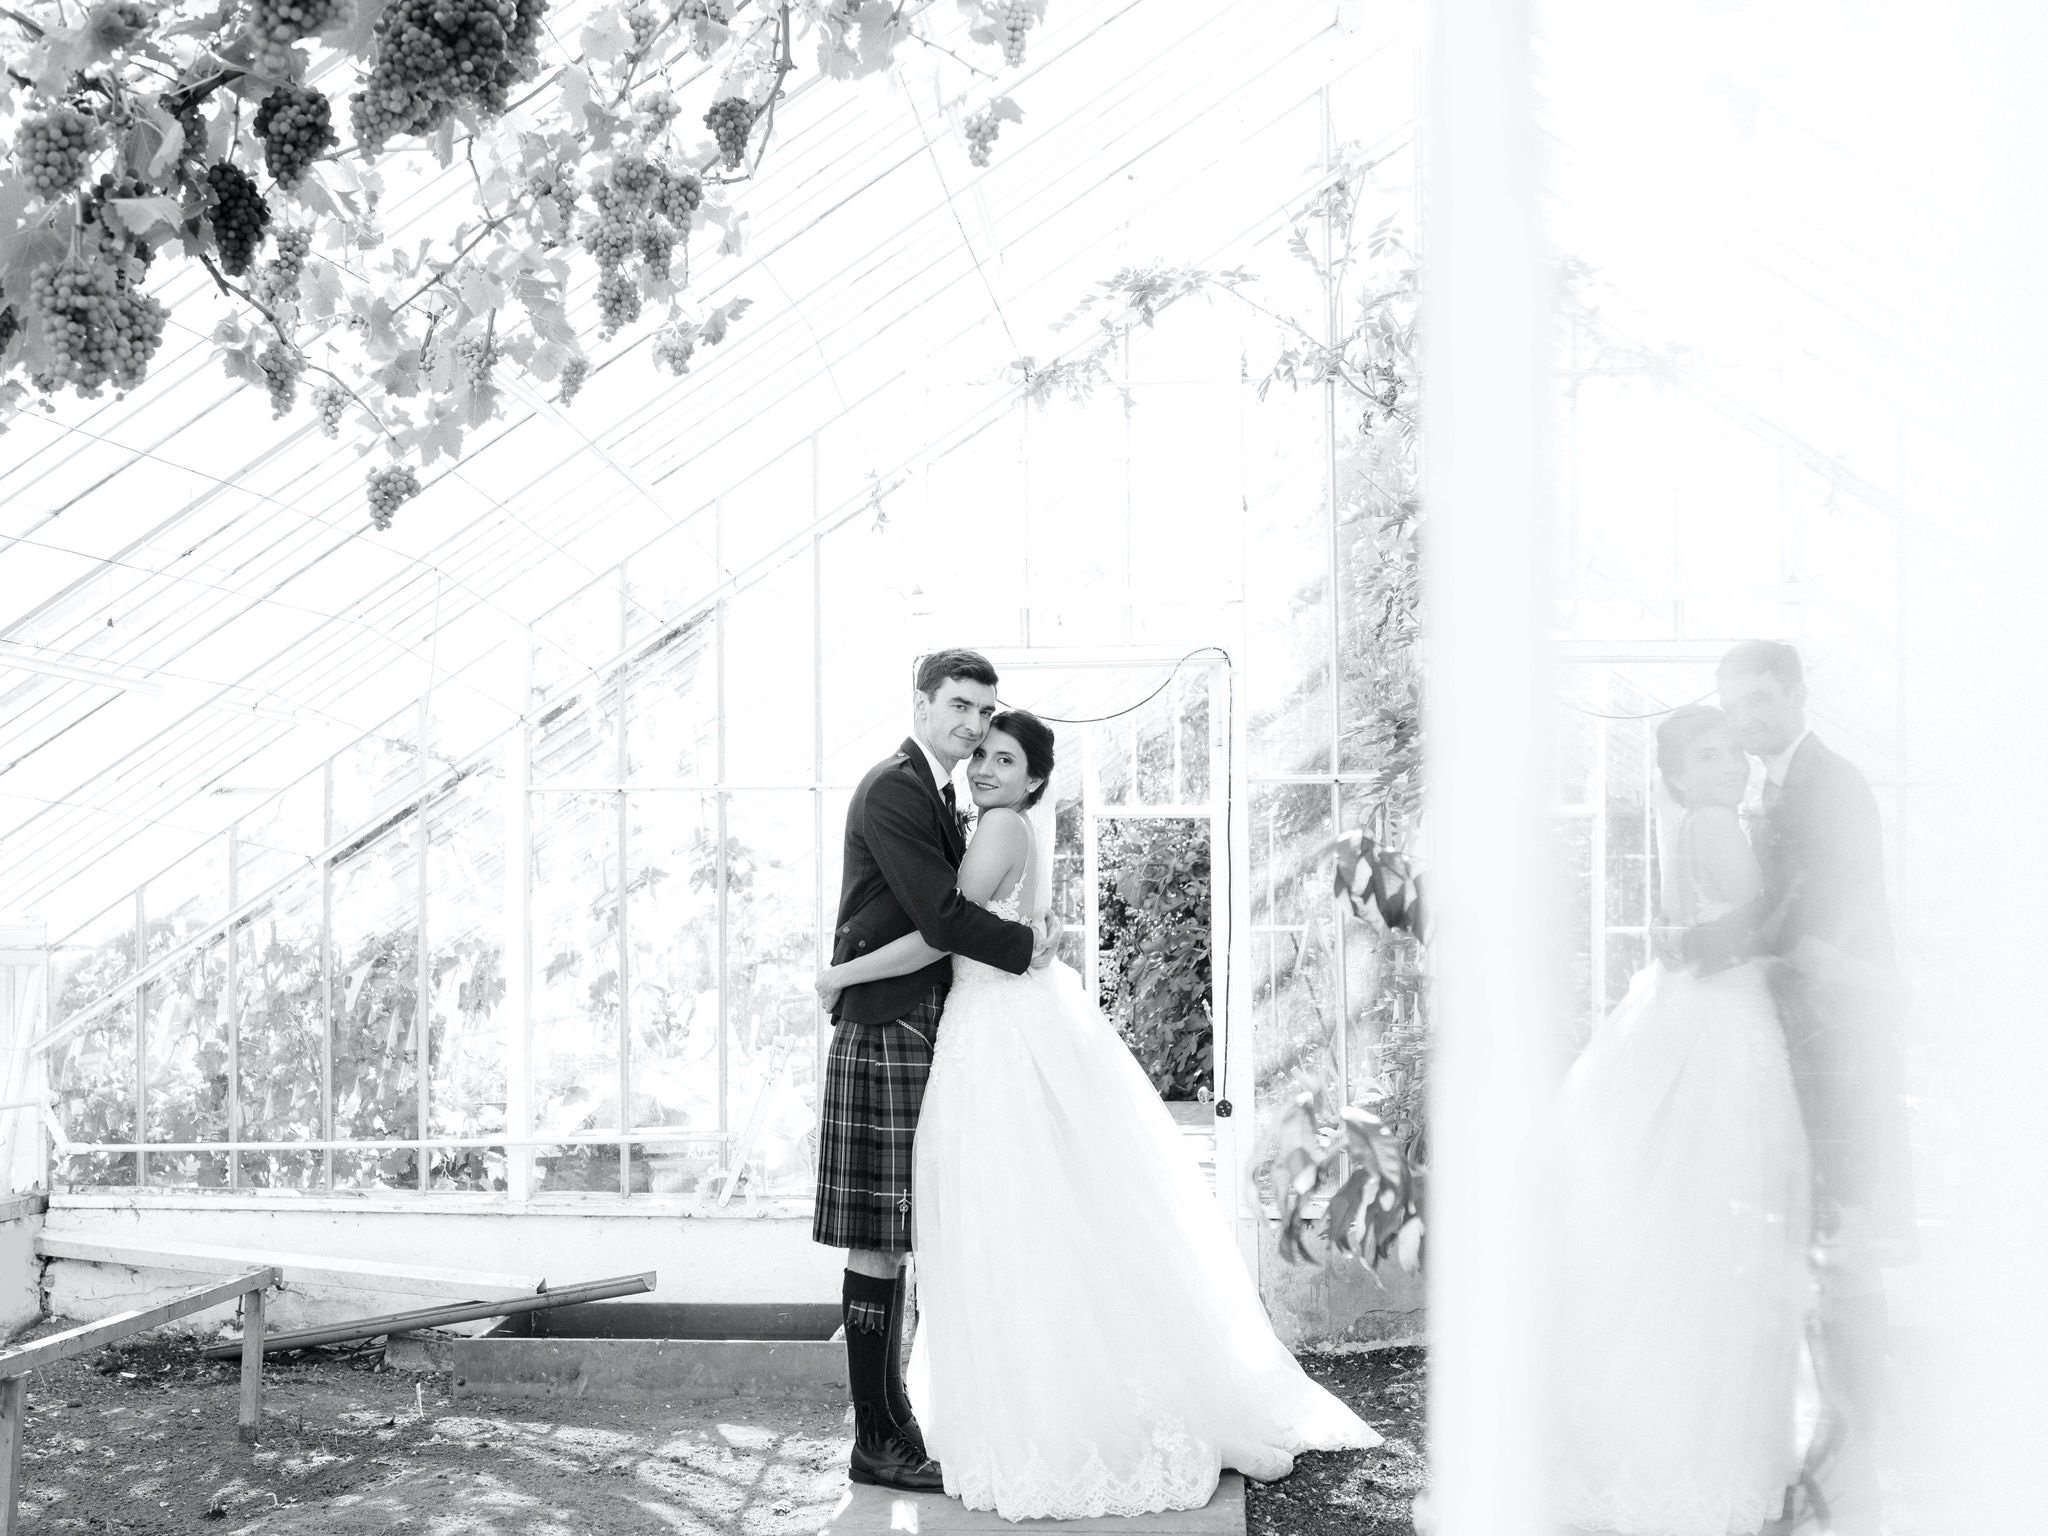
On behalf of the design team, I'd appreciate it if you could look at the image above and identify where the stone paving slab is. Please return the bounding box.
[814,1473,1244,1534]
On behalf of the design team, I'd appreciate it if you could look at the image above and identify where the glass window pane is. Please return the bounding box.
[1243,387,1334,776]
[234,874,326,1190]
[144,944,230,1188]
[51,899,139,1027]
[144,837,227,957]
[1248,783,1339,1196]
[625,792,718,1170]
[528,792,621,1195]
[624,610,716,784]
[722,792,821,1200]
[425,758,508,1191]
[236,776,327,896]
[52,995,136,1188]
[722,558,815,786]
[329,817,421,1191]
[532,574,624,700]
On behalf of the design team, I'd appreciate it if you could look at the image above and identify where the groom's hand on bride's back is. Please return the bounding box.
[1030,913,1062,970]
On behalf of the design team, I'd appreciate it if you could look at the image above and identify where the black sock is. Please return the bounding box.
[885,1269,917,1429]
[842,1270,896,1447]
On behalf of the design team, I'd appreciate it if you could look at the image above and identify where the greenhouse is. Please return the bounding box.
[3,0,2046,1529]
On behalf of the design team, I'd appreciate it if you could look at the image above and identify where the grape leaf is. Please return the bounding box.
[106,197,185,237]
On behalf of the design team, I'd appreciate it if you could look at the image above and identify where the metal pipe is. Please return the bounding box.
[197,1270,657,1360]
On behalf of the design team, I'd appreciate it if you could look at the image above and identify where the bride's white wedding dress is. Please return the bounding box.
[907,887,1378,1520]
[1553,816,1813,1535]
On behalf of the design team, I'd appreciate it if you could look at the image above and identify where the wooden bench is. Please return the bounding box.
[0,1267,279,1534]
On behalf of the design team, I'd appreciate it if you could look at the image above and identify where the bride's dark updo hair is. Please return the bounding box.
[1655,703,1727,806]
[989,709,1056,808]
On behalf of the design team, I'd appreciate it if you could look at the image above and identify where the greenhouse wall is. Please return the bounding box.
[21,112,1433,1342]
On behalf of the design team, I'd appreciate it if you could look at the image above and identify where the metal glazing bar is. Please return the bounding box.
[51,1130,736,1156]
[714,506,729,1169]
[617,567,632,1200]
[416,693,431,1196]
[227,828,240,1192]
[321,763,334,1193]
[132,890,145,1190]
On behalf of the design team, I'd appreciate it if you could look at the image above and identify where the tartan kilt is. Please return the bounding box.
[811,988,945,1252]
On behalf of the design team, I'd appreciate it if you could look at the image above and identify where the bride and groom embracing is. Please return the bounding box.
[810,648,1376,1521]
[1555,640,1913,1536]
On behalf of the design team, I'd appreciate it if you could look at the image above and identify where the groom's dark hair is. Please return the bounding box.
[914,648,1000,697]
[1716,639,1803,689]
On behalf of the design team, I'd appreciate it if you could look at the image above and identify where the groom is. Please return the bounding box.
[1702,640,1914,1536]
[813,648,1054,1492]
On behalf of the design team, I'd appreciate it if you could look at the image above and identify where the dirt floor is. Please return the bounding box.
[7,1325,1419,1535]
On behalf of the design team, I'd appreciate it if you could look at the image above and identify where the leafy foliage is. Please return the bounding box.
[0,0,1047,521]
[1096,818,1211,1101]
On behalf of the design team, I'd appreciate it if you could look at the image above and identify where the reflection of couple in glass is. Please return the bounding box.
[809,648,1374,1519]
[1556,641,1912,1536]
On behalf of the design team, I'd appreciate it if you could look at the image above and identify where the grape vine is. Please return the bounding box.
[0,0,1044,523]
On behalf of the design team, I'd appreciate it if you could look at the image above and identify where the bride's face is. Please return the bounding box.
[967,729,1042,811]
[1676,725,1751,809]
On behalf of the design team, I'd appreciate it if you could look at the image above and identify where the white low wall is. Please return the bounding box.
[41,1195,844,1335]
[0,1194,44,1340]
[37,1193,1428,1348]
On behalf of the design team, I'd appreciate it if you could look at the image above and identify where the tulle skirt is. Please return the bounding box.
[1553,961,1814,1536]
[907,957,1378,1520]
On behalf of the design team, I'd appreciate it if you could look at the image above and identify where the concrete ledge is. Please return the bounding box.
[36,1233,543,1300]
[816,1474,1244,1533]
[452,1336,848,1403]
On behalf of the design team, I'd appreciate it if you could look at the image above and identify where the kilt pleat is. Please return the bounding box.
[811,989,945,1252]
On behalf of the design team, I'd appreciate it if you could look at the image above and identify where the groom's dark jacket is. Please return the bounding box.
[830,738,1033,1026]
[1713,733,1914,1258]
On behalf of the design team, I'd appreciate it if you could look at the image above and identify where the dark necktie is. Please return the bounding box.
[942,781,957,819]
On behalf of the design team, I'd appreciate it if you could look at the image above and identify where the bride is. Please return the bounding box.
[1552,703,1813,1535]
[816,709,1377,1520]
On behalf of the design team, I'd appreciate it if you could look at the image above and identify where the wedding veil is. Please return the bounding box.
[1024,794,1057,924]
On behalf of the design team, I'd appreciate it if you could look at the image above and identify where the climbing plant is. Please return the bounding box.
[0,0,1053,520]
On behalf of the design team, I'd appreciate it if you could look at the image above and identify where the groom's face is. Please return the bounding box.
[1717,667,1806,758]
[914,676,999,768]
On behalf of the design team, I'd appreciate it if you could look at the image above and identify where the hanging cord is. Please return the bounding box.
[1567,689,1712,721]
[1016,647,1233,724]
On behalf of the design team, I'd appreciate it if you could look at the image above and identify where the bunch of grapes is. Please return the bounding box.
[27,256,170,396]
[0,304,19,355]
[524,163,579,230]
[679,0,728,20]
[366,464,421,529]
[349,0,548,157]
[650,168,702,225]
[595,269,642,338]
[626,5,659,51]
[998,1,1032,68]
[248,0,353,78]
[254,226,312,311]
[15,107,101,202]
[312,382,349,437]
[258,339,305,417]
[581,185,639,268]
[704,97,757,168]
[205,163,272,277]
[253,85,338,190]
[651,323,696,377]
[558,353,590,405]
[636,88,679,133]
[637,225,677,281]
[453,333,496,402]
[175,99,210,164]
[965,109,1001,168]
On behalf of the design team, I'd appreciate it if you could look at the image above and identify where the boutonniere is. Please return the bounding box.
[956,803,977,841]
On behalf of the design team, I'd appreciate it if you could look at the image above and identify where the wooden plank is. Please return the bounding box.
[35,1234,541,1300]
[0,1269,278,1379]
[238,1288,264,1444]
[0,1376,22,1536]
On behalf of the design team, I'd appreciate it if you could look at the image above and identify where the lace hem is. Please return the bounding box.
[945,1423,1222,1521]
